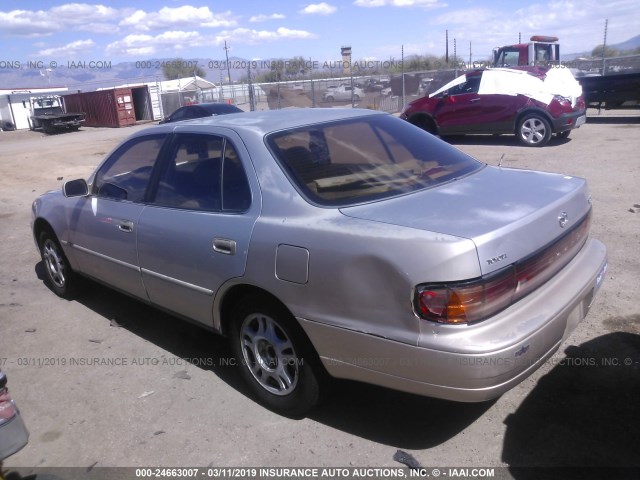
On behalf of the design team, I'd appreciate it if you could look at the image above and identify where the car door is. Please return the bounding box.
[68,133,169,299]
[432,76,483,134]
[136,128,259,327]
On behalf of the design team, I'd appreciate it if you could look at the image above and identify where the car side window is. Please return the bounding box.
[449,77,481,96]
[93,135,166,202]
[153,134,251,212]
[169,108,187,122]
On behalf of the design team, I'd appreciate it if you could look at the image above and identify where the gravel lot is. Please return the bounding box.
[1,110,639,475]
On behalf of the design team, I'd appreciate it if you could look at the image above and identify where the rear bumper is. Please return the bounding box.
[300,237,607,402]
[552,110,586,132]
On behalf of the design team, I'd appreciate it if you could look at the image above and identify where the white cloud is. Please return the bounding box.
[119,6,236,31]
[106,31,201,56]
[0,4,120,36]
[36,39,96,57]
[213,27,317,45]
[354,0,444,7]
[249,13,286,23]
[105,27,316,56]
[300,3,337,15]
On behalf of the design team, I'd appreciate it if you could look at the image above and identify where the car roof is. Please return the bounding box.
[152,108,388,136]
[197,103,243,114]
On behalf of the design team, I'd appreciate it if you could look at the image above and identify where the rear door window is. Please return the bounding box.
[151,134,251,212]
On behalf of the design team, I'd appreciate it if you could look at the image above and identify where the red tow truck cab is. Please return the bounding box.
[493,36,560,67]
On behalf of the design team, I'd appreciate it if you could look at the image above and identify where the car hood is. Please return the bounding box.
[340,165,592,276]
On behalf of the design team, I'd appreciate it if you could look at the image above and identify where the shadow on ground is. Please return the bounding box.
[445,134,571,148]
[35,262,493,449]
[502,322,640,479]
[586,115,640,124]
[310,380,494,449]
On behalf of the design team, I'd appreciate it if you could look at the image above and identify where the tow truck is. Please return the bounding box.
[24,95,85,134]
[492,36,640,109]
[493,35,561,67]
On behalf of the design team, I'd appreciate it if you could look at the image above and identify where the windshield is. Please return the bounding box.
[266,114,483,207]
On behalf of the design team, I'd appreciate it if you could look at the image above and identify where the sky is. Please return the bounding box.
[1,0,639,70]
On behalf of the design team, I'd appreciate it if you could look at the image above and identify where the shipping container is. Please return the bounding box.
[62,87,152,128]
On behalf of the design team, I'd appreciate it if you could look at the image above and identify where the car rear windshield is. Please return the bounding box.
[266,114,483,207]
[203,104,242,115]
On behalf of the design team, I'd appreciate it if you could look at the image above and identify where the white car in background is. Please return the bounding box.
[323,85,363,102]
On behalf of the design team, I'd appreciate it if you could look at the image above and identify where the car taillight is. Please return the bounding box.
[415,266,515,324]
[415,210,591,325]
[553,95,571,106]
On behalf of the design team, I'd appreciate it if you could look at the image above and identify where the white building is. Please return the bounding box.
[0,87,69,130]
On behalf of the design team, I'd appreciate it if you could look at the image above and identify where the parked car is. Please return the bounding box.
[0,370,29,462]
[159,102,242,124]
[323,85,363,102]
[357,78,385,92]
[400,67,586,146]
[32,108,607,416]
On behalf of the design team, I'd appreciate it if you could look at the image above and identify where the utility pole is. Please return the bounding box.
[601,19,608,74]
[223,40,234,103]
[401,45,405,107]
[454,38,457,76]
[445,30,449,63]
[247,63,255,111]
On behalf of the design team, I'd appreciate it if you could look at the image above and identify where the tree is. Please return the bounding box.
[162,58,206,80]
[591,45,619,58]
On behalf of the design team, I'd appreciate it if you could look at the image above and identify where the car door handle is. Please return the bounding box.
[213,238,236,255]
[118,220,134,233]
[470,98,480,102]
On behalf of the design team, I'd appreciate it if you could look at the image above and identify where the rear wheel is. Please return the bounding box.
[353,94,360,101]
[325,96,334,102]
[517,114,551,147]
[410,116,437,135]
[229,295,324,417]
[38,230,77,298]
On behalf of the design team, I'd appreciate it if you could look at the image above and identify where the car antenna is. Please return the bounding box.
[498,153,505,168]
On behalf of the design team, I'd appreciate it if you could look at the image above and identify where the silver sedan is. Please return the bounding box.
[32,108,607,416]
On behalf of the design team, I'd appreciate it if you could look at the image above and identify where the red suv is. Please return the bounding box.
[400,68,586,147]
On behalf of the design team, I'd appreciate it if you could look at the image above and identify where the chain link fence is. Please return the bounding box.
[223,70,461,114]
[160,54,640,117]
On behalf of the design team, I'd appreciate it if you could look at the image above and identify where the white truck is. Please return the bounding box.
[24,96,85,134]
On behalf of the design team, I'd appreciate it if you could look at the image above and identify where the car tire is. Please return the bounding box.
[229,295,324,417]
[353,94,360,101]
[517,114,551,147]
[410,116,437,135]
[325,96,334,102]
[38,230,77,299]
[556,130,571,139]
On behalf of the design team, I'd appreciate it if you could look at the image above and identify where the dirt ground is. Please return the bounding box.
[0,110,639,476]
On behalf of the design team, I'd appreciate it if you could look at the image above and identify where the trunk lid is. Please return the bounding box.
[340,165,591,276]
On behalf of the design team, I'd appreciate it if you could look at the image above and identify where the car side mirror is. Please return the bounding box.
[63,179,89,197]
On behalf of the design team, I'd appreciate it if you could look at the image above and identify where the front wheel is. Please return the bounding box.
[229,296,324,417]
[38,230,77,298]
[325,96,334,102]
[353,94,360,101]
[517,114,551,147]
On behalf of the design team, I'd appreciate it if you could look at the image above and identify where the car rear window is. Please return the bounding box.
[266,114,483,207]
